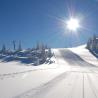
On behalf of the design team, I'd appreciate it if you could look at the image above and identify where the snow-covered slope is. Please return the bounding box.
[0,45,98,98]
[69,45,98,66]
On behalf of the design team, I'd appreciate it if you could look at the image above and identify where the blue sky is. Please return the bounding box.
[0,0,98,49]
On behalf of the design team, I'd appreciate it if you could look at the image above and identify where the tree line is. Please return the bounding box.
[0,41,53,65]
[0,40,22,54]
[87,35,98,51]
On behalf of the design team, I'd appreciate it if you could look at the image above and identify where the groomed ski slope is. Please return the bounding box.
[0,45,98,98]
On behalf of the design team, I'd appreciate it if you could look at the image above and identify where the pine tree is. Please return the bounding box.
[87,38,92,49]
[96,43,98,50]
[1,44,6,54]
[36,42,40,50]
[12,40,16,50]
[18,41,22,51]
[92,34,97,50]
[48,48,52,58]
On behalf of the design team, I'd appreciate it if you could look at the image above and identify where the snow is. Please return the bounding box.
[0,45,98,98]
[69,45,98,66]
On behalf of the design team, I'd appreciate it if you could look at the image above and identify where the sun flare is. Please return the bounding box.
[66,18,80,31]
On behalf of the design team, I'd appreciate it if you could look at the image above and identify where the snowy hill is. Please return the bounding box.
[69,45,98,66]
[0,45,98,98]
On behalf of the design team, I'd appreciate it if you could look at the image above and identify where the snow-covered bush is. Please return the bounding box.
[0,42,53,65]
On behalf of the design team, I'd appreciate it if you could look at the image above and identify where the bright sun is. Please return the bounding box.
[66,18,80,31]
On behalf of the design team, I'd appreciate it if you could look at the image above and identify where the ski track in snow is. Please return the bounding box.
[0,66,62,80]
[13,49,98,98]
[14,71,71,98]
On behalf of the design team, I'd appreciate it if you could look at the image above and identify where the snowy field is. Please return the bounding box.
[0,45,98,98]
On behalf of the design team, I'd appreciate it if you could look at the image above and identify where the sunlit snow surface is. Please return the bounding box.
[0,45,98,98]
